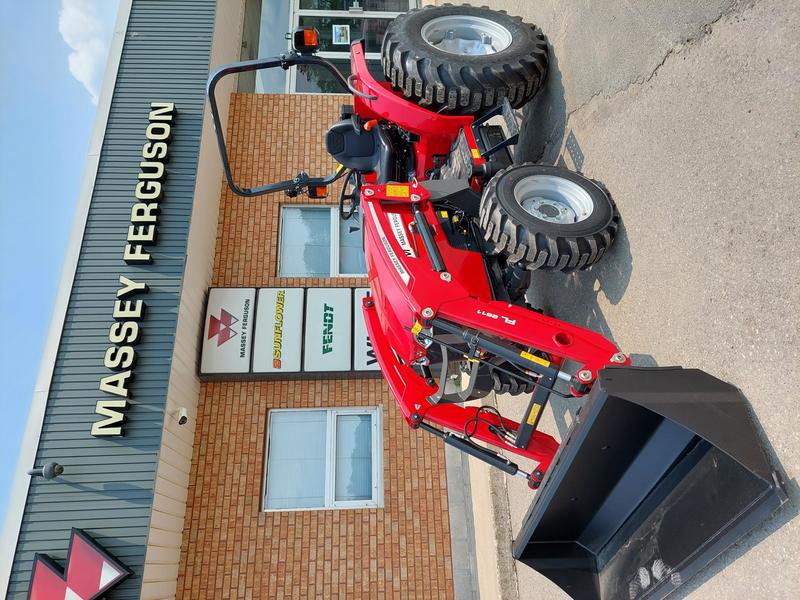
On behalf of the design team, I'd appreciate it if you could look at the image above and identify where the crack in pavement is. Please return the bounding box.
[565,0,758,120]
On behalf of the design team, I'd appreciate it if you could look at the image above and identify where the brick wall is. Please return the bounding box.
[175,94,455,599]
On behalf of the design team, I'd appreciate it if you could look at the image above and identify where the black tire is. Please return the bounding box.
[479,164,620,272]
[381,4,548,115]
[491,368,535,396]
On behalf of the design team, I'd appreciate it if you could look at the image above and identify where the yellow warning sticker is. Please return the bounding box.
[526,403,542,426]
[471,148,481,158]
[411,321,422,335]
[439,210,449,218]
[386,184,409,198]
[520,350,550,368]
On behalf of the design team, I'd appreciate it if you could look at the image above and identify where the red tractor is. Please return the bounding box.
[209,6,785,599]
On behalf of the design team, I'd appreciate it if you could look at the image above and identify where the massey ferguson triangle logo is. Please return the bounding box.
[208,308,239,346]
[27,529,131,600]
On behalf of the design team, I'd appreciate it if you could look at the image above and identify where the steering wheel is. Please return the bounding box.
[339,169,361,220]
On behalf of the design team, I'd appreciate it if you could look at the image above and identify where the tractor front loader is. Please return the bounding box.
[207,5,786,598]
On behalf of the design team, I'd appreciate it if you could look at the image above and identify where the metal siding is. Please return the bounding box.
[7,0,216,597]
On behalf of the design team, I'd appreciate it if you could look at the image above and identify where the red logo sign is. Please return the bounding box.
[28,529,131,600]
[207,308,239,346]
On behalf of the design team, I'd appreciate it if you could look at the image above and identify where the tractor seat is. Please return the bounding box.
[325,119,394,183]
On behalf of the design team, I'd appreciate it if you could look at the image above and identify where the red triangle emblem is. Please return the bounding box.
[208,309,239,346]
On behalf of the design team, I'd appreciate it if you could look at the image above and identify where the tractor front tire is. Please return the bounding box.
[381,4,548,115]
[480,164,620,272]
[491,368,536,396]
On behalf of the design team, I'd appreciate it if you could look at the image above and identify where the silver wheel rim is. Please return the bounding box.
[514,175,595,224]
[421,15,513,56]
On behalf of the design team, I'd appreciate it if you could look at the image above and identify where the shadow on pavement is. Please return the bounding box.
[527,219,633,347]
[516,45,567,165]
[522,205,635,441]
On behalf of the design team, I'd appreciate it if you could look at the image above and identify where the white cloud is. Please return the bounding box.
[58,0,111,104]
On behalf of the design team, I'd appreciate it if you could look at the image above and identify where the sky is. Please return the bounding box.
[0,1,119,524]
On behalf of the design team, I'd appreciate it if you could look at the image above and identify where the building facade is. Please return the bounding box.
[1,1,470,598]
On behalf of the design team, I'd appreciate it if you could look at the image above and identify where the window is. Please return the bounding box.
[279,206,367,277]
[241,0,417,93]
[263,408,383,510]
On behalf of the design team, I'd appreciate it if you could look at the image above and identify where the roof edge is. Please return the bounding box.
[0,0,134,594]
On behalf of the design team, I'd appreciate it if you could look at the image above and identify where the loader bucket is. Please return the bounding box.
[512,366,787,600]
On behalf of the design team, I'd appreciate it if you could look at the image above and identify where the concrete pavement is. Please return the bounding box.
[435,0,800,598]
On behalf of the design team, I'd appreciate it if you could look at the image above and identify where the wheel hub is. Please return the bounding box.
[525,198,577,224]
[514,175,595,224]
[421,15,513,56]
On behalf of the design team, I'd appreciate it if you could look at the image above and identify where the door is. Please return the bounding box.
[289,0,417,93]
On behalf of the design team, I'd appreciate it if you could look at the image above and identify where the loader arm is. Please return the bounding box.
[359,180,627,484]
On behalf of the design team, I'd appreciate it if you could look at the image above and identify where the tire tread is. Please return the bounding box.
[381,4,549,115]
[480,164,621,273]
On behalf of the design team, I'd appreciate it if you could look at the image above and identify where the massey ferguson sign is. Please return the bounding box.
[200,287,379,376]
[199,288,255,374]
[27,529,131,600]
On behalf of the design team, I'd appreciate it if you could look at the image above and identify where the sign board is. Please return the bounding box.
[200,287,379,377]
[303,288,352,372]
[28,529,132,600]
[353,288,379,371]
[200,288,255,374]
[253,288,304,373]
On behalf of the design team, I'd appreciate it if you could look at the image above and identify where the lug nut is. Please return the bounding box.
[577,369,593,382]
[610,352,627,364]
[421,307,434,319]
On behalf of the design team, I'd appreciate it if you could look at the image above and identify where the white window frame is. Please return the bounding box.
[262,406,384,511]
[278,204,367,277]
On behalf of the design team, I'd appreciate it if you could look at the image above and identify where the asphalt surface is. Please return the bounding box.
[444,0,800,598]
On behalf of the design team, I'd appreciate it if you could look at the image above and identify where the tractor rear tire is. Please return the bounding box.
[479,164,620,272]
[381,4,548,115]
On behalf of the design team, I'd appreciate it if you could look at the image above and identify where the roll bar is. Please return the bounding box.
[207,52,351,197]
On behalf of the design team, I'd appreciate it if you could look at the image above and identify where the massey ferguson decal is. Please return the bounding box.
[387,212,416,257]
[27,529,131,600]
[367,203,410,285]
